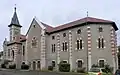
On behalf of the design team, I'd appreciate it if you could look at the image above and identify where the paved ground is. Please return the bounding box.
[0,69,85,75]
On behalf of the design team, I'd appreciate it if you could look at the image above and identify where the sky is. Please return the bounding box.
[0,0,120,51]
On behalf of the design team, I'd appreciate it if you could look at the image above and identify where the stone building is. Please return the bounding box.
[3,7,118,72]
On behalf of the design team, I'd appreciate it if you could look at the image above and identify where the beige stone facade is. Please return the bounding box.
[2,8,118,72]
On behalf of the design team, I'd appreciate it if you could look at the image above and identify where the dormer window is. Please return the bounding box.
[77,29,81,34]
[63,33,66,37]
[99,27,103,32]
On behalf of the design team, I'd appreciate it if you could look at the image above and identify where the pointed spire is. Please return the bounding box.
[8,5,22,27]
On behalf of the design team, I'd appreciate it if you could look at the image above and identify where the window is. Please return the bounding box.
[62,43,64,51]
[33,25,36,28]
[12,50,14,59]
[98,38,104,48]
[76,40,83,50]
[99,60,105,68]
[63,42,67,51]
[77,60,82,68]
[77,40,79,49]
[52,44,55,53]
[99,27,103,32]
[52,36,55,40]
[54,44,55,52]
[60,60,67,63]
[52,61,55,67]
[101,38,104,48]
[37,61,40,69]
[98,38,101,48]
[65,42,67,51]
[63,33,66,37]
[31,37,37,47]
[23,46,25,56]
[80,40,82,49]
[8,49,10,56]
[77,29,81,34]
[22,62,25,64]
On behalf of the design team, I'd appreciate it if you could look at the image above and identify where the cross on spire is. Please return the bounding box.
[14,4,16,12]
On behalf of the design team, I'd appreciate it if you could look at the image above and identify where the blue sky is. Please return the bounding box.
[0,0,120,50]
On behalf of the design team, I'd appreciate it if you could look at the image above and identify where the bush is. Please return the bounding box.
[104,64,113,73]
[9,64,16,69]
[77,67,86,73]
[21,64,29,70]
[48,66,53,71]
[1,63,6,68]
[59,63,70,72]
[91,64,99,68]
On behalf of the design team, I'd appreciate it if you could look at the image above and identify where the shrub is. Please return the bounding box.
[9,64,16,69]
[21,64,29,70]
[48,66,53,71]
[91,64,99,68]
[104,64,113,73]
[77,67,86,73]
[59,63,70,72]
[1,63,6,68]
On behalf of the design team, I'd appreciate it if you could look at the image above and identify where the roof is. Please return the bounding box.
[25,17,118,35]
[8,7,22,27]
[7,34,26,46]
[47,17,118,33]
[26,17,53,36]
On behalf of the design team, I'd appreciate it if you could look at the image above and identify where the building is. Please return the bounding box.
[0,51,4,66]
[3,7,118,72]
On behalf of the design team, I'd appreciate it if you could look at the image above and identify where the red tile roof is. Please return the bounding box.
[45,17,118,33]
[7,34,26,46]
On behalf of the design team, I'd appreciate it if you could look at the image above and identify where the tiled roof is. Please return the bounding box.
[46,17,118,33]
[7,34,26,46]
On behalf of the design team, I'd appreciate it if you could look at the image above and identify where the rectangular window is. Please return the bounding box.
[77,40,79,49]
[80,40,82,49]
[54,44,55,52]
[62,43,64,51]
[52,44,53,52]
[52,36,55,40]
[101,38,104,48]
[23,46,25,56]
[98,38,101,48]
[65,42,67,51]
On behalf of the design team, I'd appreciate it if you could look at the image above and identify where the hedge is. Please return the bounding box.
[59,63,70,72]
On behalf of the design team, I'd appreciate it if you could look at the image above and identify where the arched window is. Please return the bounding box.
[31,37,37,47]
[37,61,40,69]
[22,62,25,64]
[77,60,83,68]
[12,50,14,59]
[98,38,105,48]
[99,60,105,68]
[52,61,55,67]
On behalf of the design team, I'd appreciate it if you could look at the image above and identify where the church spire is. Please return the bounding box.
[8,6,22,27]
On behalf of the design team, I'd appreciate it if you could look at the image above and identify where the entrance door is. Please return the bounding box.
[33,61,36,70]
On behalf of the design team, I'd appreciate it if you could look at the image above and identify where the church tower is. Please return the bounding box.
[8,7,22,41]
